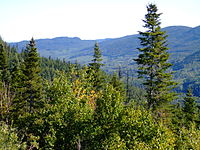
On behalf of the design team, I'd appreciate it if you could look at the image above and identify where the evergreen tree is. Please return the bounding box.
[183,89,198,124]
[10,38,44,149]
[171,103,185,128]
[22,38,43,113]
[10,53,25,120]
[135,4,176,110]
[109,73,125,98]
[10,53,23,89]
[0,42,10,84]
[89,42,104,72]
[89,42,105,90]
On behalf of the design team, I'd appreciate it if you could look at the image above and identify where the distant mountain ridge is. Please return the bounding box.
[10,25,200,69]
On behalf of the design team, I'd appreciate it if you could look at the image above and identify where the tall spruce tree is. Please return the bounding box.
[89,42,104,89]
[22,38,43,113]
[89,42,104,71]
[10,53,25,117]
[135,4,176,110]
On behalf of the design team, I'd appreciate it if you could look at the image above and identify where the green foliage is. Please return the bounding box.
[0,42,10,84]
[109,73,125,96]
[120,104,175,149]
[88,84,124,149]
[0,43,7,73]
[89,42,104,71]
[10,59,24,91]
[1,4,200,149]
[0,122,26,150]
[36,69,94,149]
[22,38,43,113]
[0,82,13,122]
[135,3,177,110]
[171,103,185,130]
[100,133,126,150]
[122,70,146,103]
[9,38,44,149]
[89,42,105,90]
[183,89,198,124]
[175,124,200,150]
[40,57,73,80]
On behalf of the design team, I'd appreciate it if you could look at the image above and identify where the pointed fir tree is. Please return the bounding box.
[89,42,105,90]
[135,4,177,110]
[10,53,25,116]
[22,38,43,113]
[10,38,44,148]
[89,42,104,72]
[183,89,198,125]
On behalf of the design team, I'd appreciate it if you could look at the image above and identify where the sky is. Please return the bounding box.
[0,0,200,42]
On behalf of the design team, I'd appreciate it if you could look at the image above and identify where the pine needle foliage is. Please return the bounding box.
[135,4,177,110]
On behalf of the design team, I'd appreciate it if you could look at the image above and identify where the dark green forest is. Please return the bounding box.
[1,4,200,150]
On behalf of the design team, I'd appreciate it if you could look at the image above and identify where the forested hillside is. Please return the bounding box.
[1,3,200,150]
[173,50,200,96]
[10,25,200,96]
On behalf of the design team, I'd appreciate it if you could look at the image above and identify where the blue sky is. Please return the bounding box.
[1,0,200,42]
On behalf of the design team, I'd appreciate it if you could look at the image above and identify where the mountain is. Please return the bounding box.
[10,37,96,59]
[10,25,200,66]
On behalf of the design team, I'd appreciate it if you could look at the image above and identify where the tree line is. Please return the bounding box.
[0,3,200,150]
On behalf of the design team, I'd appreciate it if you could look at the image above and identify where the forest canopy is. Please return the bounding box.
[0,3,200,150]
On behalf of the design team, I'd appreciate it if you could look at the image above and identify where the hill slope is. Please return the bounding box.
[173,49,200,96]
